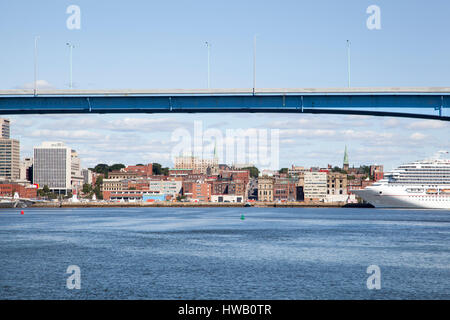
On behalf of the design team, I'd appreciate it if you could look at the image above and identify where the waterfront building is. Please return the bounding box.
[182,181,211,202]
[273,177,298,202]
[0,183,37,198]
[149,180,182,196]
[0,138,20,181]
[327,172,347,195]
[304,171,327,201]
[143,192,166,202]
[326,172,348,202]
[257,176,274,201]
[103,190,144,201]
[33,142,82,194]
[211,194,244,203]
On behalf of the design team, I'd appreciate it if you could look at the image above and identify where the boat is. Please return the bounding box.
[352,151,450,209]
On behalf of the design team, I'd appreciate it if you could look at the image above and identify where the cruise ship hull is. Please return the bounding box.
[352,185,450,209]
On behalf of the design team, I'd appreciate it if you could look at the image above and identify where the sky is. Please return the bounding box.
[1,0,449,171]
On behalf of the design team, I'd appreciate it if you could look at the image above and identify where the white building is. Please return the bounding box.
[0,138,20,181]
[19,157,33,182]
[304,172,327,200]
[174,155,218,174]
[149,180,182,196]
[33,142,82,194]
[82,168,93,184]
[211,194,244,203]
[71,150,84,189]
[0,118,20,181]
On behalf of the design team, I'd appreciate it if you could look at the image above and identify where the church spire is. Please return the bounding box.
[343,145,349,171]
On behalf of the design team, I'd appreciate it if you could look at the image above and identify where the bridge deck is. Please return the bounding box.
[0,88,449,120]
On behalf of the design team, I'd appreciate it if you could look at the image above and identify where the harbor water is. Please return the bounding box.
[0,207,449,299]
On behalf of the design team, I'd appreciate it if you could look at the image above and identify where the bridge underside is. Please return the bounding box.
[0,90,449,121]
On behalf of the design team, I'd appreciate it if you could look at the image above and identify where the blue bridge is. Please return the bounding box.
[0,87,449,121]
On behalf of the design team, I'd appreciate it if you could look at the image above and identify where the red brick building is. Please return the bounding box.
[0,183,37,198]
[182,181,211,202]
[124,164,153,177]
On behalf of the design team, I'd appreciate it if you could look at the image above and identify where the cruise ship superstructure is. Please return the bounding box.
[352,152,450,209]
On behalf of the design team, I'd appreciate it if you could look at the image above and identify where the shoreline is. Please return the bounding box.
[28,202,373,208]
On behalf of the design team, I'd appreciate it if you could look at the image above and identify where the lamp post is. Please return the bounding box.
[66,42,75,89]
[253,35,257,95]
[34,36,40,96]
[205,41,211,89]
[346,40,351,88]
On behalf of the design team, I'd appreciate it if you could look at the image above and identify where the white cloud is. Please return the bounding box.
[407,120,447,130]
[410,132,426,140]
[18,80,54,90]
[30,129,105,141]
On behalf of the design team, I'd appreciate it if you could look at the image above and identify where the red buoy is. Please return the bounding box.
[20,210,24,215]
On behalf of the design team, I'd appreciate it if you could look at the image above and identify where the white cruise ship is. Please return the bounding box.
[352,151,450,209]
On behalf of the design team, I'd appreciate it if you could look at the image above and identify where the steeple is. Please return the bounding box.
[343,145,349,171]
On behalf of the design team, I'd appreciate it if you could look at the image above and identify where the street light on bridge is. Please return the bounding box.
[347,40,351,88]
[205,41,211,89]
[66,42,75,89]
[34,36,40,96]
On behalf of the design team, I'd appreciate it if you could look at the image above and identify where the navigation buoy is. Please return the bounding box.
[240,214,245,220]
[20,210,24,215]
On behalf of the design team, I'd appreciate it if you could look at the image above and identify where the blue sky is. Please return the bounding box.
[1,0,449,170]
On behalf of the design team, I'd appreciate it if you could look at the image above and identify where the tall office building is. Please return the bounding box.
[0,117,20,181]
[70,150,84,189]
[0,138,20,181]
[19,157,33,182]
[33,142,82,194]
[0,118,10,138]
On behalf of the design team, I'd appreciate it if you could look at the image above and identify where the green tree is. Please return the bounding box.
[279,168,288,174]
[82,183,92,194]
[109,163,125,172]
[152,163,162,175]
[93,176,103,200]
[243,166,259,178]
[93,164,109,177]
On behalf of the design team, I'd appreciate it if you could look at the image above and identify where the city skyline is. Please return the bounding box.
[9,114,449,171]
[1,0,449,170]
